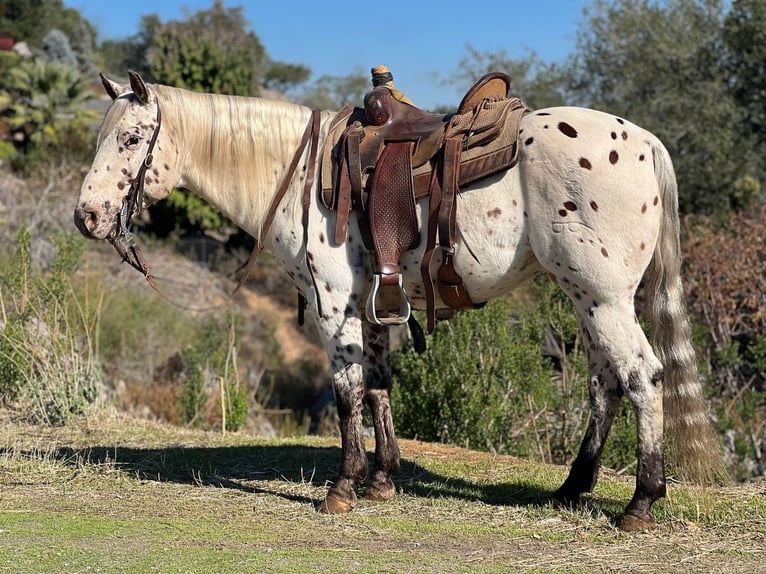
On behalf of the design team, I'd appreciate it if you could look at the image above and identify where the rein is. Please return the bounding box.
[108,101,323,311]
[235,109,322,292]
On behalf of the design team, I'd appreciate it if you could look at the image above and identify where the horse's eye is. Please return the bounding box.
[124,134,141,149]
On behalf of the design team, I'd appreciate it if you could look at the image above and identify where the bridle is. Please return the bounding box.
[108,100,322,308]
[109,101,162,286]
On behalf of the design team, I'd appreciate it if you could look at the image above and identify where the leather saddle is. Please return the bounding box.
[320,66,527,331]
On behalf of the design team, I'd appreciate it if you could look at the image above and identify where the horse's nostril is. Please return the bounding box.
[74,206,100,237]
[83,210,97,231]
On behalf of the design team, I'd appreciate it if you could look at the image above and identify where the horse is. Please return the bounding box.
[74,71,725,531]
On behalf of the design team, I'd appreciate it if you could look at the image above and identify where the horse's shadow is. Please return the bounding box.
[10,442,624,516]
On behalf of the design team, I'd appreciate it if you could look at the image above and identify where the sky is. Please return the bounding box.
[64,0,589,110]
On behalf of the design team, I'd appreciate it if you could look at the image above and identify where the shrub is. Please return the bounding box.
[0,227,102,425]
[177,312,248,432]
[682,208,766,480]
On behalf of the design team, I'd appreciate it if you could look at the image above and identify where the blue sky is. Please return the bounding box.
[64,0,589,110]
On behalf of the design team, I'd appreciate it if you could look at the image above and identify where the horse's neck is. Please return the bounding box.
[159,86,321,238]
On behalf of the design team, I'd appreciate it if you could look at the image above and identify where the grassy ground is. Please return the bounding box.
[0,409,764,574]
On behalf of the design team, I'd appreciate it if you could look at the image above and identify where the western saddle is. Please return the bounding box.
[320,65,527,333]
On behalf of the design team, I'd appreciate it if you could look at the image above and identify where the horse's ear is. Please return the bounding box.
[128,70,151,106]
[100,73,126,100]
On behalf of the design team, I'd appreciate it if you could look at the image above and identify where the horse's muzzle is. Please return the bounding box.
[73,204,116,240]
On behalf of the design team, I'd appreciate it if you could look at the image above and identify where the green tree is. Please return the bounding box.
[146,0,265,96]
[0,0,96,72]
[569,0,758,214]
[723,0,766,189]
[262,61,311,96]
[447,45,569,110]
[100,14,161,79]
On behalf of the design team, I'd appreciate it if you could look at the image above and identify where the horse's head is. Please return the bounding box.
[74,72,177,240]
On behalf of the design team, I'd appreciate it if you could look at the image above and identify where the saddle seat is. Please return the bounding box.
[320,66,527,331]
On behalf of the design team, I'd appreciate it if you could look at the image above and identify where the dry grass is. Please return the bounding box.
[0,408,764,573]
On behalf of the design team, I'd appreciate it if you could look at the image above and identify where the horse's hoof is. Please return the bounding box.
[618,512,656,532]
[366,475,396,501]
[317,490,356,514]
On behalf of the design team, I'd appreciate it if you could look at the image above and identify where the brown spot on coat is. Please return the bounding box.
[590,201,599,211]
[621,131,628,140]
[653,196,659,206]
[641,203,647,214]
[564,201,577,211]
[579,157,592,170]
[487,207,502,218]
[558,122,578,138]
[558,209,568,217]
[525,137,534,146]
[609,150,619,164]
[601,247,609,258]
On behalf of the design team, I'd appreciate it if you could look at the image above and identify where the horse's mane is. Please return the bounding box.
[99,84,317,234]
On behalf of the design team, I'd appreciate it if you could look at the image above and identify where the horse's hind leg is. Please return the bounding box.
[563,298,666,529]
[362,322,400,501]
[553,330,623,507]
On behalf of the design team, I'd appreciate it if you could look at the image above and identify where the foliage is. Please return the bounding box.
[146,0,265,97]
[0,58,97,171]
[99,15,161,79]
[567,0,760,215]
[297,71,369,110]
[722,0,766,186]
[262,61,312,95]
[446,45,568,111]
[178,312,247,431]
[0,227,101,425]
[392,278,619,466]
[41,29,78,68]
[0,0,92,53]
[682,208,766,479]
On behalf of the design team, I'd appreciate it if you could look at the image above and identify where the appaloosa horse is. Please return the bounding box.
[74,72,725,530]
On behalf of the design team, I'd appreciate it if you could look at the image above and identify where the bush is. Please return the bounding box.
[682,208,766,480]
[0,227,102,425]
[177,312,248,432]
[391,276,644,471]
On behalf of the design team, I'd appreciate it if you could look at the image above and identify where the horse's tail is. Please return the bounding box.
[645,140,728,485]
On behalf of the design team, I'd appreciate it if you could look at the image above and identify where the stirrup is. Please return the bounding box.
[365,273,411,326]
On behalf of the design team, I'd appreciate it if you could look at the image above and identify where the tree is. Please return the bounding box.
[41,29,78,68]
[297,71,369,111]
[723,0,766,189]
[262,61,311,95]
[146,0,266,96]
[447,45,569,111]
[100,14,161,79]
[0,0,96,73]
[569,0,759,215]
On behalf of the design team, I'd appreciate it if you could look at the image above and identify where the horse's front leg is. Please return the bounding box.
[362,322,400,501]
[314,309,368,514]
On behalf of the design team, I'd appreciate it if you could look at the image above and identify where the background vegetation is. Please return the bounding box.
[0,0,764,485]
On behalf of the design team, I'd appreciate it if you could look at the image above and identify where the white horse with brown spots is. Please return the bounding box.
[74,72,725,530]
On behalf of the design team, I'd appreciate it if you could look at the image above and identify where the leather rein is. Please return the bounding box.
[109,101,322,305]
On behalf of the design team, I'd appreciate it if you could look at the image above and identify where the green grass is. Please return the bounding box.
[0,409,764,573]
